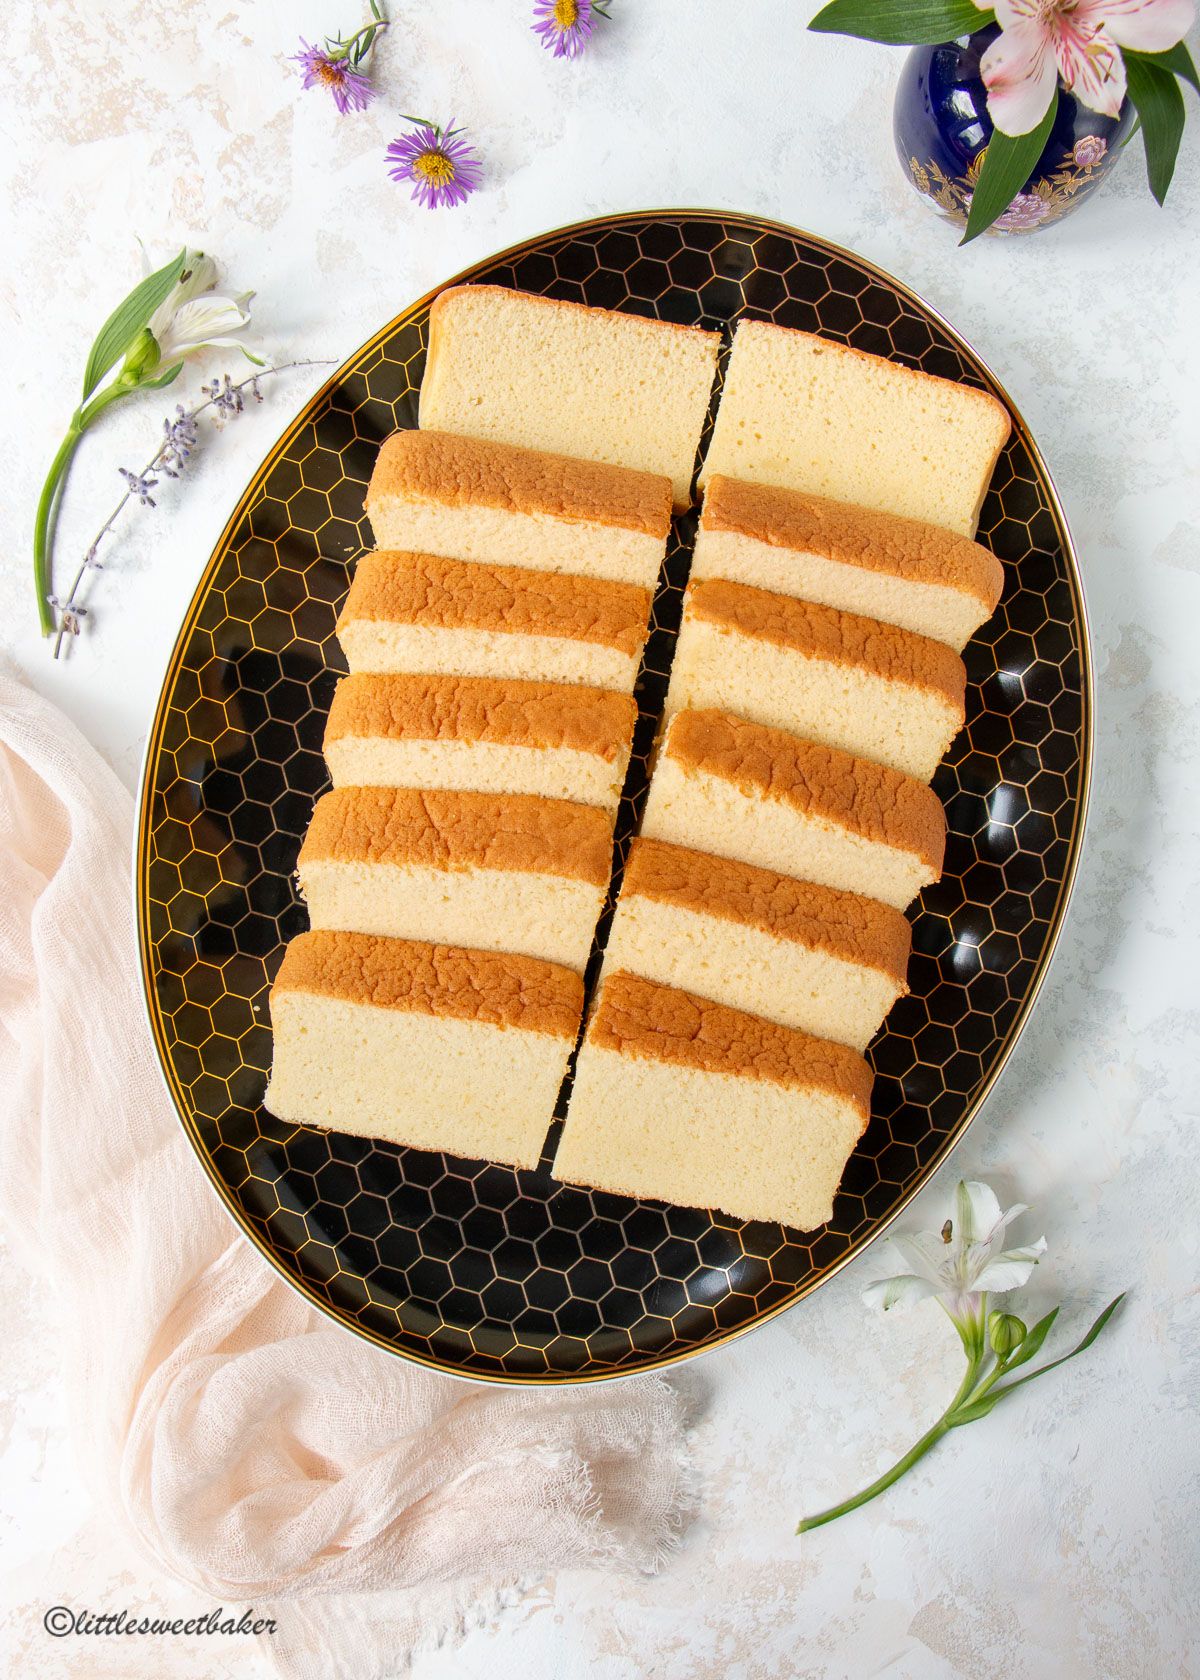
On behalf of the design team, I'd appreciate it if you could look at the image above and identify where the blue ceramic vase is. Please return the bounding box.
[893,24,1135,235]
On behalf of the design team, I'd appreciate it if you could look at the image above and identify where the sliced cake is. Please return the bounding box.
[264,930,581,1169]
[665,578,966,782]
[297,786,612,974]
[603,837,910,1050]
[700,323,1011,537]
[694,474,1003,652]
[418,287,721,510]
[640,709,945,911]
[553,971,872,1231]
[323,673,638,816]
[366,431,672,589]
[336,551,651,694]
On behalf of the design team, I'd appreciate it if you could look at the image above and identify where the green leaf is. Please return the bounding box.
[960,99,1056,244]
[1125,41,1199,98]
[80,248,186,402]
[983,1293,1127,1403]
[140,362,186,390]
[947,1392,1002,1425]
[1124,57,1187,204]
[808,0,990,47]
[999,1305,1058,1372]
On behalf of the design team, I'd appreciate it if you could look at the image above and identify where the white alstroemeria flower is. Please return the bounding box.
[863,1180,1047,1330]
[145,250,259,371]
[799,1177,1123,1533]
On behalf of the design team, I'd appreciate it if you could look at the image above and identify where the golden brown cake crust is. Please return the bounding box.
[367,427,673,537]
[664,709,946,873]
[338,550,651,656]
[300,786,612,886]
[588,971,873,1113]
[430,284,721,347]
[621,837,911,981]
[702,475,1004,610]
[272,929,583,1037]
[324,673,638,762]
[685,578,966,709]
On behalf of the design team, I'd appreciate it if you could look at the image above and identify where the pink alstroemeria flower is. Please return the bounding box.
[978,0,1196,134]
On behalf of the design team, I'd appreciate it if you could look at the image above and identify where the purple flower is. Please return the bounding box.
[532,0,608,59]
[1073,134,1108,168]
[386,120,483,209]
[292,39,375,113]
[118,467,159,507]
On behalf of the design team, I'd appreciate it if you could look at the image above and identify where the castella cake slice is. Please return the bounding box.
[337,550,651,694]
[700,323,1011,537]
[297,786,612,974]
[665,578,966,782]
[265,930,582,1170]
[695,475,1003,652]
[553,971,873,1231]
[640,709,945,911]
[366,430,672,589]
[323,673,638,816]
[602,837,910,1050]
[418,287,721,510]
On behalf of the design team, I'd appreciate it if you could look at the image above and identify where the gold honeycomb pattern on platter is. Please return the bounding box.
[136,214,1090,1383]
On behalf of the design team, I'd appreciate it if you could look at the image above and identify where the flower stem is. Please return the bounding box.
[797,1415,952,1533]
[49,360,333,657]
[797,1356,982,1535]
[34,381,133,635]
[33,424,84,634]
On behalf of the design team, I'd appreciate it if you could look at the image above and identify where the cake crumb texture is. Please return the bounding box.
[700,323,1011,537]
[418,285,721,510]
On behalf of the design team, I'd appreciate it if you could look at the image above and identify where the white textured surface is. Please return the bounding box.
[2,1,1199,1675]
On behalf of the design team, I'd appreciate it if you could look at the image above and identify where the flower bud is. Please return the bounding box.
[988,1310,1026,1359]
[119,328,161,385]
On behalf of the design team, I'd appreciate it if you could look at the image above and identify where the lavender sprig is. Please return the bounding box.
[51,361,333,660]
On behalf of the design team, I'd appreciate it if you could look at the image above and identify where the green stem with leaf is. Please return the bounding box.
[33,248,194,634]
[798,1292,1125,1534]
[32,381,138,634]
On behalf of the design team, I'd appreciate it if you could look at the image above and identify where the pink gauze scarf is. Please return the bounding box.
[0,667,694,1678]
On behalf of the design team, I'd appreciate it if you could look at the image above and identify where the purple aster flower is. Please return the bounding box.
[292,39,375,113]
[532,0,609,59]
[386,119,483,209]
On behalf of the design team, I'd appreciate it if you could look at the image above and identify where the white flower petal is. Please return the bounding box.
[175,250,219,304]
[1076,0,1195,54]
[957,1180,1003,1245]
[889,1231,951,1285]
[154,295,253,363]
[863,1274,940,1310]
[991,1201,1032,1236]
[1057,22,1128,118]
[973,1253,1042,1293]
[148,252,219,339]
[981,20,1061,135]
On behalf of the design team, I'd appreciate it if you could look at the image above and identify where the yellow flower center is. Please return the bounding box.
[414,148,455,186]
[554,0,579,28]
[314,59,344,85]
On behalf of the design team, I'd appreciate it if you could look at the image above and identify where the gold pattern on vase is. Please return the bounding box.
[908,137,1113,235]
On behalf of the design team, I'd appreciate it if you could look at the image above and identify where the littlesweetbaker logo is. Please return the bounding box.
[43,1606,277,1638]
